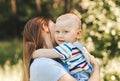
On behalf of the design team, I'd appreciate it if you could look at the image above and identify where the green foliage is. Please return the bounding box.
[100,57,120,81]
[104,72,120,81]
[77,0,120,58]
[0,39,23,66]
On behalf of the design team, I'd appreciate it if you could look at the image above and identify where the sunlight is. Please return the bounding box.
[0,60,22,81]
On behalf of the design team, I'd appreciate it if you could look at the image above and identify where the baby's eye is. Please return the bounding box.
[64,31,69,33]
[55,31,60,33]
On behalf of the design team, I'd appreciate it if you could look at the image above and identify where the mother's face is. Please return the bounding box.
[48,20,56,46]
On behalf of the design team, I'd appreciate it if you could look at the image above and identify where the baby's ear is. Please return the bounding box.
[76,29,82,41]
[42,24,49,33]
[77,29,82,36]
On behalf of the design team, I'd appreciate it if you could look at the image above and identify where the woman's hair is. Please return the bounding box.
[22,17,50,81]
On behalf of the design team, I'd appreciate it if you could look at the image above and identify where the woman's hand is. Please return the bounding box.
[84,47,100,81]
[88,54,100,69]
[88,54,100,81]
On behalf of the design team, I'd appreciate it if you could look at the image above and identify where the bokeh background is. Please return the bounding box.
[0,0,120,81]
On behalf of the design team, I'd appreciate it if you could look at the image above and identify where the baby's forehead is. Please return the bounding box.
[57,15,78,22]
[57,13,80,21]
[56,18,79,28]
[57,20,73,26]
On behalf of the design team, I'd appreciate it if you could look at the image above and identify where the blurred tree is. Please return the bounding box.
[64,0,73,13]
[11,0,16,15]
[35,0,41,13]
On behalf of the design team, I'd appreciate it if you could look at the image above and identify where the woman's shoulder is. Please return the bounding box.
[34,57,54,62]
[30,57,67,81]
[31,57,66,68]
[31,58,55,66]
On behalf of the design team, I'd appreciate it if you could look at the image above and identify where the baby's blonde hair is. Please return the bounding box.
[56,13,81,29]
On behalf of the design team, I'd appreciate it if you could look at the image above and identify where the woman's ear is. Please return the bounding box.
[42,24,49,33]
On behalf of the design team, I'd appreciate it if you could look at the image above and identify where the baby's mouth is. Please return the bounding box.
[58,40,65,43]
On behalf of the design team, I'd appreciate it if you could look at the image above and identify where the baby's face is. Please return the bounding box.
[55,20,80,45]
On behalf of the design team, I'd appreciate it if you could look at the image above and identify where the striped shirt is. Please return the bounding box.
[54,42,93,74]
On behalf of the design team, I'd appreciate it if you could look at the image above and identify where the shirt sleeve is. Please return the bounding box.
[53,42,75,60]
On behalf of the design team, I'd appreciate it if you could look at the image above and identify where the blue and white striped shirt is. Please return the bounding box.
[54,42,93,81]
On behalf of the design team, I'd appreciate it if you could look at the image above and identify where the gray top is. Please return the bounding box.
[30,58,67,81]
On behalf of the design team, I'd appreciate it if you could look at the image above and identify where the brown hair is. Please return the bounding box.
[22,17,50,81]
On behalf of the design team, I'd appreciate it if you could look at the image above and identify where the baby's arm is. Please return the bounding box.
[33,43,73,59]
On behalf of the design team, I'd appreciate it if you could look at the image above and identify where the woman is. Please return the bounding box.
[22,17,100,81]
